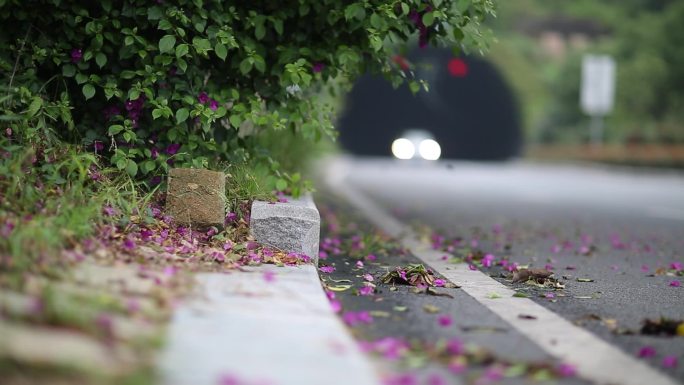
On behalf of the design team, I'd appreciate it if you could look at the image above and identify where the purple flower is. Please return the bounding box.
[434,279,445,287]
[356,260,364,268]
[93,141,105,152]
[312,62,325,73]
[102,205,117,216]
[438,315,452,327]
[663,355,678,368]
[446,338,463,355]
[123,237,136,250]
[670,262,683,271]
[670,280,681,287]
[638,346,656,358]
[319,265,335,274]
[468,264,477,271]
[482,253,495,268]
[557,363,577,377]
[330,300,342,313]
[263,271,276,282]
[165,143,181,155]
[366,254,377,261]
[198,91,209,104]
[150,176,162,186]
[71,48,83,63]
[358,285,374,296]
[210,99,219,111]
[103,105,121,120]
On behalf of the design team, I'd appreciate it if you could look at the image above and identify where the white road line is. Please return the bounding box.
[325,156,680,385]
[158,265,381,385]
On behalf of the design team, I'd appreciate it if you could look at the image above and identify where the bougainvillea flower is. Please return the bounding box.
[263,271,276,282]
[670,280,681,287]
[198,91,209,104]
[330,300,342,313]
[482,254,495,268]
[638,346,656,358]
[446,338,463,355]
[70,48,83,63]
[356,260,364,268]
[165,143,181,155]
[363,273,374,282]
[663,355,678,368]
[434,279,445,287]
[319,265,335,273]
[359,285,374,296]
[469,264,477,271]
[318,250,328,260]
[557,363,577,377]
[210,99,219,111]
[312,62,325,73]
[383,373,417,385]
[670,262,683,271]
[366,254,377,261]
[438,314,452,327]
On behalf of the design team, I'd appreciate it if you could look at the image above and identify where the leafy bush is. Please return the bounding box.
[1,0,495,187]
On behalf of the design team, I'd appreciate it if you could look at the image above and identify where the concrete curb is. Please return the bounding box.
[158,192,382,385]
[250,194,320,263]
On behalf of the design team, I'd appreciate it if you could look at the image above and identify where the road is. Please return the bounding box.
[326,157,684,384]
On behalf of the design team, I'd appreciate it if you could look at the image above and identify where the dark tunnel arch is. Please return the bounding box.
[337,48,522,160]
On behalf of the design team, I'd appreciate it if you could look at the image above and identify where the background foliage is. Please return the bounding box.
[1,0,495,188]
[486,0,684,144]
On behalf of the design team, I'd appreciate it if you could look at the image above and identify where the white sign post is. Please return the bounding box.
[580,54,616,146]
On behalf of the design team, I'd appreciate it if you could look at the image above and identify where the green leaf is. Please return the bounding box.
[255,24,266,40]
[62,64,76,77]
[239,58,253,75]
[75,73,88,84]
[82,84,96,100]
[177,58,188,72]
[158,19,173,30]
[408,80,420,94]
[422,12,435,27]
[175,108,189,123]
[370,13,383,29]
[175,43,189,58]
[26,97,43,118]
[95,53,107,68]
[512,292,529,298]
[147,6,163,20]
[159,35,176,54]
[344,3,366,21]
[125,160,138,177]
[275,178,288,191]
[215,43,227,60]
[142,160,156,174]
[152,108,163,120]
[116,158,127,170]
[108,124,124,135]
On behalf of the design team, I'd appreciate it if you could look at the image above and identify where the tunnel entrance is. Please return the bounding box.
[337,48,522,160]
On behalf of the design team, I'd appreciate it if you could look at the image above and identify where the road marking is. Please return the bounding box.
[325,156,680,385]
[159,265,381,385]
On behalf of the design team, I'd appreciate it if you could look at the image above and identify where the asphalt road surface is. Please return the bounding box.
[331,157,684,383]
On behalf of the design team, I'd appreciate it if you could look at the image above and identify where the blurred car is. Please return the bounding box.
[391,129,441,160]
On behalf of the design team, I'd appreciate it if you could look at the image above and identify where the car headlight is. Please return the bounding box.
[391,138,415,160]
[418,139,441,160]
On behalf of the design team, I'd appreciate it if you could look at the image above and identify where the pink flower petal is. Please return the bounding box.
[438,315,452,327]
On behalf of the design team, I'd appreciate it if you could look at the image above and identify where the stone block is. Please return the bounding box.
[250,195,320,263]
[166,168,226,227]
